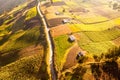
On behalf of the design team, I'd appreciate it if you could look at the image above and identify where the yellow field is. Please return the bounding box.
[68,20,115,32]
[52,0,62,2]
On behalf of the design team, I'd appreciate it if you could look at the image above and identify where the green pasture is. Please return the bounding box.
[54,35,74,69]
[0,54,43,80]
[25,7,37,20]
[84,28,120,42]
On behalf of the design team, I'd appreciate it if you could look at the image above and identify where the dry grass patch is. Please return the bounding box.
[63,44,81,70]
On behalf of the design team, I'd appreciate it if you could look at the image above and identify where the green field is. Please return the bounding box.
[25,7,37,20]
[77,28,120,55]
[0,54,44,80]
[79,41,115,55]
[54,35,74,70]
[84,28,120,42]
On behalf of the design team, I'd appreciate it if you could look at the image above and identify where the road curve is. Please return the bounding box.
[37,1,56,80]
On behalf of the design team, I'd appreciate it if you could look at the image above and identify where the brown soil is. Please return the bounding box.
[47,17,69,27]
[94,7,120,19]
[113,37,120,46]
[0,45,43,67]
[41,2,51,8]
[52,1,66,6]
[19,45,44,58]
[50,24,72,37]
[62,44,81,70]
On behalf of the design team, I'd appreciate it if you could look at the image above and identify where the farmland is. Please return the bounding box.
[53,35,74,71]
[41,0,120,79]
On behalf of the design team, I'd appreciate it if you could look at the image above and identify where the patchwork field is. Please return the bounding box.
[41,0,120,79]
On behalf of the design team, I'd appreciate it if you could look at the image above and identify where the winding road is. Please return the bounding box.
[37,0,56,80]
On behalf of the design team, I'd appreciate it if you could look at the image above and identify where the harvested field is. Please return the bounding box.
[113,37,120,46]
[18,45,44,58]
[94,6,120,19]
[50,24,72,37]
[52,1,66,6]
[62,44,81,70]
[41,2,51,8]
[48,17,69,27]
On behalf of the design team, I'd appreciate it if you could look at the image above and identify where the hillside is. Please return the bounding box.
[0,0,49,79]
[0,0,28,15]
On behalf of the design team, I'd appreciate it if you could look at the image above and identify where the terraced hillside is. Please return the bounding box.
[0,0,49,79]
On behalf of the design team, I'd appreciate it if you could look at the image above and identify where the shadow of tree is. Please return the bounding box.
[0,18,4,26]
[36,46,49,80]
[91,60,120,80]
[102,61,120,80]
[0,50,20,67]
[70,66,87,80]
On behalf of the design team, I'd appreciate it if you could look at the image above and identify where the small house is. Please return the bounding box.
[68,35,76,42]
[62,19,70,24]
[55,11,60,15]
[76,51,85,60]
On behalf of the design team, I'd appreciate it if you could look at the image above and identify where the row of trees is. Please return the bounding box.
[109,1,120,11]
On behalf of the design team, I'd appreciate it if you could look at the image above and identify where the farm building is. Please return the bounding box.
[76,51,85,60]
[62,19,70,24]
[68,35,76,42]
[55,11,60,15]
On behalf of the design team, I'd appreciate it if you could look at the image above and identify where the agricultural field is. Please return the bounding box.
[0,0,49,79]
[41,0,120,79]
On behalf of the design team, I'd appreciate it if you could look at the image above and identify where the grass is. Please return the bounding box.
[52,0,62,2]
[54,35,74,70]
[0,26,40,52]
[68,20,115,32]
[79,41,115,56]
[0,54,43,80]
[113,17,120,26]
[76,28,120,55]
[0,1,49,79]
[84,28,120,42]
[25,7,37,20]
[75,32,92,46]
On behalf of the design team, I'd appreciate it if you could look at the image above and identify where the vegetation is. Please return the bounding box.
[75,13,108,24]
[45,0,120,79]
[25,7,37,20]
[0,0,49,79]
[80,41,115,56]
[68,21,115,32]
[84,28,120,42]
[54,35,74,70]
[0,54,43,80]
[52,0,62,2]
